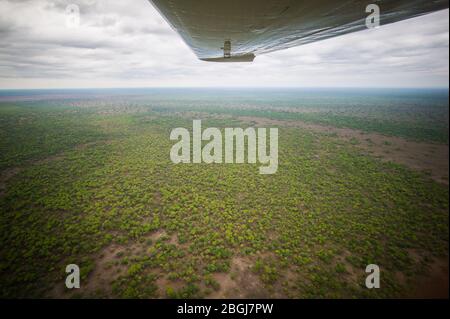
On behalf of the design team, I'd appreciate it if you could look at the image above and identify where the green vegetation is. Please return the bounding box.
[0,92,448,299]
[148,88,449,143]
[0,103,108,170]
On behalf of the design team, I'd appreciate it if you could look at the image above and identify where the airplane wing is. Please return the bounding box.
[148,0,449,62]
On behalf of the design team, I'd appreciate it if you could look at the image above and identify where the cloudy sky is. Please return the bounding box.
[0,0,448,89]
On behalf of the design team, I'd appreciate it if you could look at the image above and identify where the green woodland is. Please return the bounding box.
[0,96,448,298]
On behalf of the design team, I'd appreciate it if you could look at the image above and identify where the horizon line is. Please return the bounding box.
[1,86,449,91]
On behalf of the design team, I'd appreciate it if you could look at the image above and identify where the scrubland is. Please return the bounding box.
[0,90,448,298]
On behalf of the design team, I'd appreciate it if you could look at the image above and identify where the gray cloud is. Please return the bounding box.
[0,0,448,88]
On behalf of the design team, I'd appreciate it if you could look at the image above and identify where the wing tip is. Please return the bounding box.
[200,54,256,63]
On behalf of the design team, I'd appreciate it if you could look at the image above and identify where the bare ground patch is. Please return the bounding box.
[48,244,128,299]
[407,256,449,299]
[235,116,449,185]
[206,251,306,299]
[48,229,181,299]
[208,255,269,299]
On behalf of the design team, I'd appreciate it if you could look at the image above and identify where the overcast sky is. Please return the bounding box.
[0,0,448,89]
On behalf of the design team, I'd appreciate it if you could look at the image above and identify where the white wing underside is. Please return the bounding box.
[148,0,449,62]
